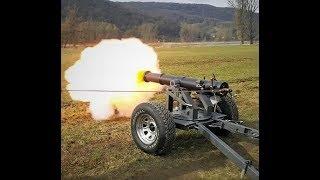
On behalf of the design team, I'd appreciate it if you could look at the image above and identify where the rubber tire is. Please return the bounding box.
[213,93,239,136]
[217,93,239,121]
[131,102,176,155]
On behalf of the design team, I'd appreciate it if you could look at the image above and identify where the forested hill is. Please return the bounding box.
[61,0,155,31]
[61,0,238,31]
[61,0,259,44]
[119,2,235,23]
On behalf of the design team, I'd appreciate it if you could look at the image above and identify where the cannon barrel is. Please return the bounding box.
[143,71,229,90]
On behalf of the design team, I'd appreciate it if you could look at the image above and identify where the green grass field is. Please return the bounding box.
[61,43,259,179]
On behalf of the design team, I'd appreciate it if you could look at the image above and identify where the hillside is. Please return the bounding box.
[61,0,240,30]
[61,0,258,43]
[61,0,155,31]
[119,2,235,23]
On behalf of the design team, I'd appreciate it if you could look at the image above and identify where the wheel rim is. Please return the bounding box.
[136,114,158,145]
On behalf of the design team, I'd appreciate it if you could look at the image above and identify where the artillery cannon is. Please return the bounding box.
[131,71,259,179]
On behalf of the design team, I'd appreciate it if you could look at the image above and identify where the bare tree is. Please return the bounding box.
[215,24,234,42]
[228,0,248,44]
[246,0,258,44]
[61,6,80,47]
[180,23,201,42]
[138,23,158,42]
[228,0,259,44]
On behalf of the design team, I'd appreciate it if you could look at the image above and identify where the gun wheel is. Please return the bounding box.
[131,102,176,155]
[214,93,239,136]
[218,93,239,120]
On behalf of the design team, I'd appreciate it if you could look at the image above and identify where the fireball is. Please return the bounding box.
[65,38,161,120]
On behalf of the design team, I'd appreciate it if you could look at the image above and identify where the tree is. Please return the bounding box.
[95,22,120,40]
[197,19,216,42]
[77,21,121,44]
[61,6,81,47]
[179,23,201,42]
[214,24,234,41]
[228,0,259,44]
[61,22,70,47]
[245,0,258,44]
[180,23,191,42]
[228,0,248,44]
[123,27,140,38]
[138,23,158,42]
[155,19,180,42]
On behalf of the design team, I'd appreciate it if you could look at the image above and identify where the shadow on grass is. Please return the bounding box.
[223,135,259,167]
[221,120,259,168]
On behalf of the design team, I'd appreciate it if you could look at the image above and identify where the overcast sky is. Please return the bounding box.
[112,0,229,7]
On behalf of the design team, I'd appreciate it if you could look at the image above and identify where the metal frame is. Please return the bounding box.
[165,85,259,180]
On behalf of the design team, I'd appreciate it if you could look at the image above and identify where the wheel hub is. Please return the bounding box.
[136,114,158,145]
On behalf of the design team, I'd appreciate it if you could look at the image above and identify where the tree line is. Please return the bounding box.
[61,1,258,46]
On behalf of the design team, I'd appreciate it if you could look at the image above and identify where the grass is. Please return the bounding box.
[61,43,259,179]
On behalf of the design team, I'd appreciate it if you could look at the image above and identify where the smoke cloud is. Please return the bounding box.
[65,38,161,120]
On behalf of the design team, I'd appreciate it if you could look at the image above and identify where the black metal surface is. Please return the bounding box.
[198,93,214,115]
[210,112,227,120]
[210,119,259,139]
[173,118,196,128]
[144,71,229,90]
